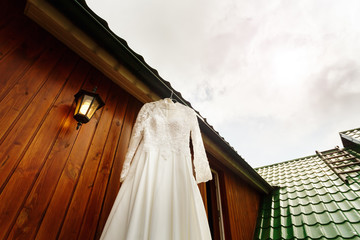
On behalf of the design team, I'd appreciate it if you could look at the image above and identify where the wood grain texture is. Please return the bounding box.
[0,31,47,104]
[0,18,50,103]
[0,6,142,238]
[0,49,78,240]
[34,70,112,240]
[223,172,262,240]
[0,44,65,190]
[57,77,113,240]
[6,60,91,240]
[78,87,129,240]
[95,98,140,239]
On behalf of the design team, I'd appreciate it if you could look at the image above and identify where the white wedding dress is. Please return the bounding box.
[100,98,213,240]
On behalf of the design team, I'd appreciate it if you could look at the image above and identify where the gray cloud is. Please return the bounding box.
[88,0,360,167]
[309,60,360,115]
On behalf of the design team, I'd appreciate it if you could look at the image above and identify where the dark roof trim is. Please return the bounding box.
[340,133,360,145]
[46,0,272,193]
[48,0,180,102]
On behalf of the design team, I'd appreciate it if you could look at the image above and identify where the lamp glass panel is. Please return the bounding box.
[74,95,82,116]
[87,98,100,119]
[79,95,94,116]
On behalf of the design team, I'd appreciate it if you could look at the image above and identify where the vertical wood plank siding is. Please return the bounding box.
[222,172,262,240]
[0,1,265,239]
[0,1,142,239]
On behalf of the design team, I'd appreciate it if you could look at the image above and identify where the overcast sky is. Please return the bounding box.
[87,0,360,168]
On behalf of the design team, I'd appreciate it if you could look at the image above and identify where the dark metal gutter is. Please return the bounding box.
[46,0,273,193]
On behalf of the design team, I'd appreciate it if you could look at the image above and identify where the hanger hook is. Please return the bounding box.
[170,90,174,99]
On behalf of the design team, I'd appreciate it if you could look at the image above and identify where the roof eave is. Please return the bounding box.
[25,0,273,194]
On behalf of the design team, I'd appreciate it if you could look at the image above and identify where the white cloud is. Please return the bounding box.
[87,0,360,167]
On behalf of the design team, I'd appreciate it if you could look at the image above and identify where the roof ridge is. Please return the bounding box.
[255,154,318,169]
[340,127,360,134]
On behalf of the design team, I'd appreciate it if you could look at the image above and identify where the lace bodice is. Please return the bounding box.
[120,98,212,183]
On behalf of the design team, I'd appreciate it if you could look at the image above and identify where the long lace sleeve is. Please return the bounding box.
[190,110,212,183]
[120,103,149,182]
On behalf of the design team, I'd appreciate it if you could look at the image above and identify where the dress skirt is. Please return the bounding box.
[100,142,212,240]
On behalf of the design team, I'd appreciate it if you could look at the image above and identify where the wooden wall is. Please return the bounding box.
[0,1,142,239]
[221,172,262,239]
[0,1,264,239]
[206,154,263,240]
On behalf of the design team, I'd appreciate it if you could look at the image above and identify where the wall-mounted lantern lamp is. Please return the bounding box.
[73,87,105,130]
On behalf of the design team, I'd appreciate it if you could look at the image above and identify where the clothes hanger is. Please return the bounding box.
[169,90,177,103]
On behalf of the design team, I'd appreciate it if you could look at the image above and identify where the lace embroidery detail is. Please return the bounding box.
[120,99,212,183]
[190,110,213,183]
[120,103,153,182]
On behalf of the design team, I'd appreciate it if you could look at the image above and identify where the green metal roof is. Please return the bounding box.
[340,128,360,143]
[340,128,360,151]
[254,149,360,239]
